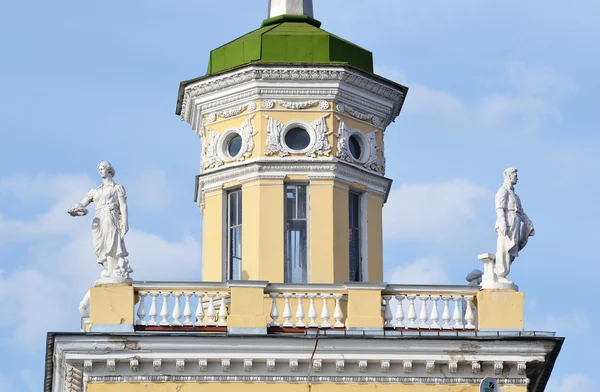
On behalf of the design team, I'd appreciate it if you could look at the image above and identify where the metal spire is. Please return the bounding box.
[268,0,314,18]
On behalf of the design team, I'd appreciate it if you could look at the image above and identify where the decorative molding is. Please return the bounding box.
[381,360,390,373]
[403,360,413,373]
[364,130,382,172]
[471,361,481,374]
[448,361,458,374]
[129,358,139,372]
[222,359,231,372]
[87,375,529,386]
[306,114,332,158]
[335,117,382,173]
[494,361,504,375]
[176,359,185,372]
[337,103,383,127]
[238,115,257,161]
[335,117,353,164]
[199,359,208,372]
[83,360,92,373]
[289,359,298,372]
[262,100,275,109]
[153,359,162,372]
[426,361,436,374]
[106,359,116,373]
[66,365,83,392]
[244,359,253,372]
[267,99,330,110]
[208,101,257,122]
[267,359,276,372]
[202,129,224,170]
[336,360,345,373]
[263,115,287,157]
[518,362,526,376]
[358,360,368,373]
[313,359,322,373]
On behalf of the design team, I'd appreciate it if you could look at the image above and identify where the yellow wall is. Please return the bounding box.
[242,179,284,282]
[89,284,135,326]
[88,383,526,392]
[477,290,525,330]
[366,193,384,281]
[202,189,224,281]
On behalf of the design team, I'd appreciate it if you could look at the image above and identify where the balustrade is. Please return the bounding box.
[265,286,346,329]
[382,286,478,330]
[134,285,230,328]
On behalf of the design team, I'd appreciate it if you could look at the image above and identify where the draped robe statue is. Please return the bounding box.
[494,168,535,283]
[68,161,133,283]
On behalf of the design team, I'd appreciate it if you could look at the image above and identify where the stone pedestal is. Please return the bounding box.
[477,290,525,330]
[478,253,518,291]
[89,283,135,332]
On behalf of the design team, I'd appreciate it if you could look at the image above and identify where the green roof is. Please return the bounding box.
[207,16,374,75]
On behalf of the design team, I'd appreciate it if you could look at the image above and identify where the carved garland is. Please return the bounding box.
[207,101,257,123]
[337,103,384,127]
[263,100,330,110]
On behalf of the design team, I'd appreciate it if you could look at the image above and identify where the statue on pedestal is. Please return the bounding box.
[68,161,133,284]
[480,168,535,290]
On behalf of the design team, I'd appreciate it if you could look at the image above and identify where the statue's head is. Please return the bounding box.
[503,167,518,185]
[465,269,483,285]
[97,161,115,179]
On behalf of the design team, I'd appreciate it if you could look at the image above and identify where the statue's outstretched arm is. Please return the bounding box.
[68,191,93,216]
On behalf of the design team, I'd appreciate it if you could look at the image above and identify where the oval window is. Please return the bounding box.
[284,127,311,151]
[227,134,242,158]
[348,135,362,160]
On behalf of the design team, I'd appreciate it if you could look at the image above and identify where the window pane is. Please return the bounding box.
[286,185,297,220]
[227,189,242,280]
[285,184,308,284]
[236,191,242,225]
[297,185,307,219]
[349,192,361,282]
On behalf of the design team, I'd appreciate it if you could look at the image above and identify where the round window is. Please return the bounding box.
[227,134,242,158]
[284,127,311,151]
[348,135,362,160]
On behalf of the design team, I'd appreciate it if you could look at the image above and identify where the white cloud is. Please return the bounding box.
[385,257,450,285]
[383,179,489,244]
[126,169,176,213]
[527,311,590,335]
[547,373,598,392]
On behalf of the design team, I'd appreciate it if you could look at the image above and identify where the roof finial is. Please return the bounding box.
[268,0,314,18]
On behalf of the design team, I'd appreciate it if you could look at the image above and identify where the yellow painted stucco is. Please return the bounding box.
[202,189,225,282]
[366,193,384,281]
[89,284,135,326]
[242,179,285,282]
[477,290,525,330]
[309,179,350,283]
[345,287,384,329]
[228,286,268,328]
[87,383,527,392]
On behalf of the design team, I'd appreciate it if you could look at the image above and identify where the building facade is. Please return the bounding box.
[45,1,562,391]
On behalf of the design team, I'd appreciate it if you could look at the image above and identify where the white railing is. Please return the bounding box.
[134,282,230,327]
[265,284,346,328]
[382,286,479,330]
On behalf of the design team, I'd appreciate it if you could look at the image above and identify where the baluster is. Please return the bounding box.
[307,294,318,327]
[136,292,147,326]
[320,295,331,328]
[148,293,159,326]
[217,293,228,326]
[395,295,405,329]
[452,296,464,329]
[407,295,417,328]
[295,294,306,327]
[206,293,217,326]
[441,296,452,329]
[419,295,430,329]
[430,295,441,329]
[282,294,293,327]
[333,295,344,328]
[171,293,183,326]
[383,295,393,328]
[183,293,193,326]
[269,293,280,327]
[194,292,205,327]
[464,296,476,329]
[159,292,171,326]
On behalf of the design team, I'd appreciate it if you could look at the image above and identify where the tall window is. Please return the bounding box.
[285,184,308,283]
[227,189,242,280]
[349,191,362,282]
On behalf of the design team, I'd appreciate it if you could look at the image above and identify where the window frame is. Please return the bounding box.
[349,190,363,282]
[284,183,310,284]
[226,188,243,281]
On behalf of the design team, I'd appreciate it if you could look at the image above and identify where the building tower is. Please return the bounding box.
[45,2,563,391]
[176,0,406,285]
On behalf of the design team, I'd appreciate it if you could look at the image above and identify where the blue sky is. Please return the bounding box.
[0,0,598,390]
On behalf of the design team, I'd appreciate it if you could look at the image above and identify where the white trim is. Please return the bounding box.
[347,130,369,164]
[217,128,244,162]
[280,120,315,155]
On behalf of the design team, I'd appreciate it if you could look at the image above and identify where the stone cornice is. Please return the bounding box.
[177,64,407,131]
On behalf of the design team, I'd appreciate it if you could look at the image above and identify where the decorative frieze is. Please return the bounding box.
[289,360,299,372]
[403,360,413,373]
[448,361,458,374]
[471,361,481,374]
[267,359,276,372]
[381,360,390,373]
[336,360,345,373]
[129,358,139,372]
[263,99,330,110]
[83,360,92,373]
[494,361,504,375]
[244,359,253,372]
[199,359,208,372]
[358,360,368,373]
[176,359,185,372]
[222,359,231,372]
[207,101,257,123]
[517,362,527,375]
[153,359,162,372]
[313,359,322,372]
[426,361,436,374]
[337,103,383,127]
[106,359,116,373]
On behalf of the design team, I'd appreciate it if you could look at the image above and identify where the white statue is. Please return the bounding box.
[480,168,534,290]
[68,161,133,284]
